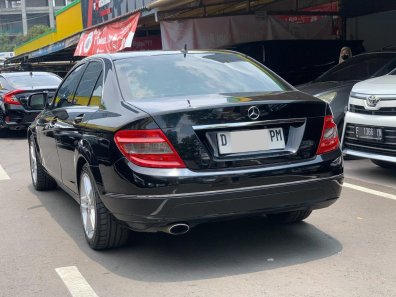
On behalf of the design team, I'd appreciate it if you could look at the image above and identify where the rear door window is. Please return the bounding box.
[73,61,103,106]
[89,72,103,107]
[54,64,86,108]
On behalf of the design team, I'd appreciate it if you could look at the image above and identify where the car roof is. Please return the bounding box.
[0,71,57,78]
[85,50,237,61]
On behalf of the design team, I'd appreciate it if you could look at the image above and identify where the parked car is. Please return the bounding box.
[228,40,365,85]
[27,51,343,250]
[298,51,396,134]
[0,72,62,136]
[342,70,396,168]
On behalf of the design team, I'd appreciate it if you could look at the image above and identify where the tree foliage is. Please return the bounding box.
[0,35,15,52]
[16,25,51,45]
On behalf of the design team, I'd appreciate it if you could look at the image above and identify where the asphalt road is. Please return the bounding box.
[1,132,396,297]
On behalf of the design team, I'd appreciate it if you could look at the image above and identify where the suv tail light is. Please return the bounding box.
[4,90,23,105]
[316,115,339,155]
[114,129,186,168]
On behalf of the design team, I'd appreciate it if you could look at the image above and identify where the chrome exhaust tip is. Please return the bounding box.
[164,223,190,235]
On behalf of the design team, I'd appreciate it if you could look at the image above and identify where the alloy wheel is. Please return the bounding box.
[29,142,38,186]
[80,173,97,240]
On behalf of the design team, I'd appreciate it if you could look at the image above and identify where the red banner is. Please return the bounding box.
[75,12,140,56]
[276,2,339,24]
[128,36,162,51]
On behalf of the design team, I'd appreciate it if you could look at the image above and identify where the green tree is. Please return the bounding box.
[0,35,15,52]
[16,25,51,45]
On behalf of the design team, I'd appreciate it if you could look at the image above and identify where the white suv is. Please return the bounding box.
[342,71,396,168]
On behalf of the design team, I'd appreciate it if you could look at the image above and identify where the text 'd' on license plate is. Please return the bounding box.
[355,126,383,141]
[217,128,285,155]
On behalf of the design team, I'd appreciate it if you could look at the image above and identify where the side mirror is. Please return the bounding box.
[28,93,48,110]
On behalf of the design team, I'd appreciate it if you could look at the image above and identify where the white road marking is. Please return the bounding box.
[344,183,396,201]
[55,266,99,297]
[0,164,10,180]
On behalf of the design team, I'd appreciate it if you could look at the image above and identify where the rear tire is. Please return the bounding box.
[267,210,312,224]
[79,164,130,250]
[371,159,396,169]
[29,135,57,191]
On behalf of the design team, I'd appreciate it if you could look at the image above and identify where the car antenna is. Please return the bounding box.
[181,44,188,58]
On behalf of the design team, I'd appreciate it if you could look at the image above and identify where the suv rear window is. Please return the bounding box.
[115,52,291,100]
[7,74,61,88]
[315,53,396,82]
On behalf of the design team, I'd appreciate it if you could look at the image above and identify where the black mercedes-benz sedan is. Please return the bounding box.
[27,51,343,250]
[0,72,61,136]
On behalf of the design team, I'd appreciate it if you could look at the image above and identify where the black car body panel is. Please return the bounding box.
[28,51,343,233]
[298,81,357,125]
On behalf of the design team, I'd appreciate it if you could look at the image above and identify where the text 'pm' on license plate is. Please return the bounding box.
[355,126,383,141]
[217,128,285,155]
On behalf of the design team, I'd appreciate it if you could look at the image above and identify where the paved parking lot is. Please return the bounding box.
[1,132,396,297]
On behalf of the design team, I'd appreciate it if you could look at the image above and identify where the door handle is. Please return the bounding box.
[74,114,85,124]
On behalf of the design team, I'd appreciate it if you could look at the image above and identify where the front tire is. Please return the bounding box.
[267,210,312,224]
[371,159,396,169]
[79,164,130,250]
[29,135,57,191]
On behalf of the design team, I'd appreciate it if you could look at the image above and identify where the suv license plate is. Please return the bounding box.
[217,128,285,155]
[355,126,383,141]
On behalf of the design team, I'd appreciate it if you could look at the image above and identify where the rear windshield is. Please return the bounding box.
[7,74,62,88]
[115,52,291,100]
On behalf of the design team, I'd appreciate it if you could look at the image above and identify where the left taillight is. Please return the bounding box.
[4,90,23,105]
[316,115,339,155]
[114,129,186,169]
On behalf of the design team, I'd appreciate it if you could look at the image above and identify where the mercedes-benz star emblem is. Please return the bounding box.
[366,95,381,107]
[248,106,260,120]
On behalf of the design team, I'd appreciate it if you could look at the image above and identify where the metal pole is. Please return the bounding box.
[48,0,55,29]
[21,0,28,35]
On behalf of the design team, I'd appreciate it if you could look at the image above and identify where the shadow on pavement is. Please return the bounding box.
[30,185,342,283]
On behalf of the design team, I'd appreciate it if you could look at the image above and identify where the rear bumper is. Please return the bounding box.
[97,150,343,231]
[342,111,396,161]
[102,174,343,231]
[1,106,40,129]
[343,148,396,163]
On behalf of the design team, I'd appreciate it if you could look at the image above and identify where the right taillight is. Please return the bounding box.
[114,129,186,168]
[316,115,339,155]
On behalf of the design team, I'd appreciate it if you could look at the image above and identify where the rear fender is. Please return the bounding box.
[75,139,104,194]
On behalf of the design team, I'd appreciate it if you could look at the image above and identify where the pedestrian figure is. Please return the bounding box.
[339,47,352,63]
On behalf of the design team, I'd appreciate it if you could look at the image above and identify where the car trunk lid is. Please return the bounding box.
[127,91,328,171]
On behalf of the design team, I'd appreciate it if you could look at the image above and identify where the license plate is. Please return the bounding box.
[355,126,383,141]
[217,128,285,155]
